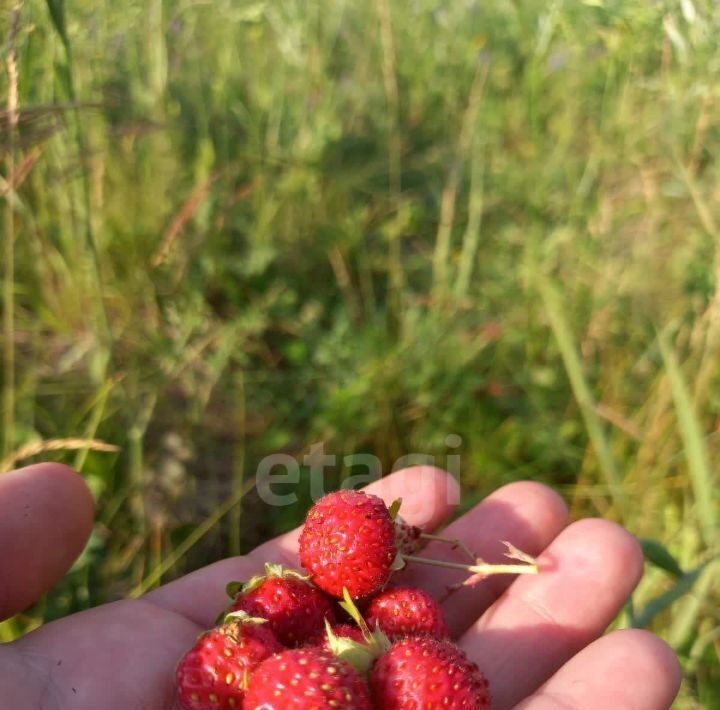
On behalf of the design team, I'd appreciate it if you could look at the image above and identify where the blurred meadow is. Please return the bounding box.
[1,0,720,704]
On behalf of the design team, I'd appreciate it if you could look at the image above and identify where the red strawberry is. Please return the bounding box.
[365,586,449,640]
[244,647,373,709]
[299,490,398,599]
[176,614,283,709]
[227,564,336,647]
[370,636,491,709]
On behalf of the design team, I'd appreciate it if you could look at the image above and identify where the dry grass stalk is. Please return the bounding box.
[0,438,120,473]
[2,6,21,462]
[0,146,43,198]
[151,173,218,267]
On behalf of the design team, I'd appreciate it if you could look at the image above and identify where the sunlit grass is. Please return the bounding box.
[1,0,719,702]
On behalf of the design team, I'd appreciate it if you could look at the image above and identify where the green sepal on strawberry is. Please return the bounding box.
[322,591,490,708]
[323,589,392,675]
[322,617,386,676]
[321,622,365,646]
[175,612,283,710]
[243,647,373,709]
[226,563,336,647]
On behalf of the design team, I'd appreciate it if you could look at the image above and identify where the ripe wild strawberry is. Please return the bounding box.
[227,564,336,647]
[176,614,283,710]
[370,636,491,709]
[365,586,449,640]
[244,647,373,709]
[299,490,398,599]
[300,492,538,599]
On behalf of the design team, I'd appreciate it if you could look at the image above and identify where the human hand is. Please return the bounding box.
[0,463,680,709]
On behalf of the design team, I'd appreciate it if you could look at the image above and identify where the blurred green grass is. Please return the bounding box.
[1,0,719,703]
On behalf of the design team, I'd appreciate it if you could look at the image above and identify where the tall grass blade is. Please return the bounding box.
[657,330,717,545]
[537,275,625,511]
[639,538,684,578]
[632,560,711,629]
[73,377,117,472]
[44,0,112,384]
[45,0,69,49]
[2,7,20,461]
[455,149,484,300]
[130,477,256,597]
[668,560,718,649]
[229,370,246,557]
[431,59,488,304]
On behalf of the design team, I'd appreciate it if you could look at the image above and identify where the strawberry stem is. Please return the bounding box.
[419,533,477,562]
[402,555,538,577]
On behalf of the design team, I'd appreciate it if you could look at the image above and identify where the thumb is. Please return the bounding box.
[0,463,94,620]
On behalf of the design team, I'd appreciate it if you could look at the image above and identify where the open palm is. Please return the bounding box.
[0,463,680,709]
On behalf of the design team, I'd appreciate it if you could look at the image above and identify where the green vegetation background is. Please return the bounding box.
[1,0,719,704]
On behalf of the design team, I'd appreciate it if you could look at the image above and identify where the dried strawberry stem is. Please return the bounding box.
[403,555,538,576]
[402,541,539,582]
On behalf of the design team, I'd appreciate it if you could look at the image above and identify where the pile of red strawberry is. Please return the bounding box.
[176,489,537,709]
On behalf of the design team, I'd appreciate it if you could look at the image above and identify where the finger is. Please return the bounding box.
[459,519,644,709]
[12,599,203,709]
[0,463,94,620]
[397,481,569,637]
[146,466,459,626]
[514,629,681,710]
